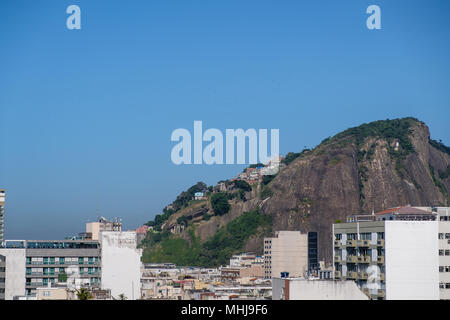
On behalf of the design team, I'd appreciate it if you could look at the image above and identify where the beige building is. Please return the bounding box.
[36,286,69,300]
[264,231,308,279]
[86,217,122,241]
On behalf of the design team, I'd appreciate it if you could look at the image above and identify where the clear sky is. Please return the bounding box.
[1,0,449,239]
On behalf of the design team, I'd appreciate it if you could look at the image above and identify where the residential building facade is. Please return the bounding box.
[263,231,309,279]
[0,189,5,247]
[0,254,5,300]
[333,206,440,300]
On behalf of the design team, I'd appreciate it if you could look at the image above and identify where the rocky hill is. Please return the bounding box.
[141,117,450,266]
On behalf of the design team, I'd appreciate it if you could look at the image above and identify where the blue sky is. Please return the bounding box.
[1,0,449,239]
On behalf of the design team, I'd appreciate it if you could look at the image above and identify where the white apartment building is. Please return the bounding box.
[100,231,142,300]
[264,231,308,279]
[333,206,445,300]
[416,206,450,300]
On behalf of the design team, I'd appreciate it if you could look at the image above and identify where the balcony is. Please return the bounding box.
[346,240,357,247]
[377,256,385,264]
[357,255,371,263]
[334,256,341,263]
[334,240,342,247]
[347,271,358,279]
[357,240,370,247]
[377,239,385,246]
[27,261,100,266]
[346,255,358,263]
[26,282,44,287]
[334,271,342,278]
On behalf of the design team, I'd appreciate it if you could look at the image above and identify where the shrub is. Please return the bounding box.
[211,193,231,216]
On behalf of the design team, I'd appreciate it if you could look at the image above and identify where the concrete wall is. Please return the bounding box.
[86,222,100,241]
[37,287,68,300]
[100,231,142,299]
[266,231,308,278]
[272,278,368,300]
[0,248,26,300]
[385,221,439,300]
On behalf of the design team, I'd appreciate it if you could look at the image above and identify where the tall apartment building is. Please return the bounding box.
[0,254,5,300]
[307,232,319,274]
[263,231,309,279]
[333,206,441,300]
[0,239,102,298]
[0,219,141,300]
[0,189,5,247]
[26,240,102,296]
[417,206,450,300]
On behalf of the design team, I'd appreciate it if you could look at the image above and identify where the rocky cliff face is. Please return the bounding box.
[260,118,449,262]
[151,118,450,265]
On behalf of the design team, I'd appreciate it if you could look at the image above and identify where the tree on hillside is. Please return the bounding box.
[211,193,231,216]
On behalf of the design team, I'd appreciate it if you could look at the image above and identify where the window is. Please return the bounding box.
[377,232,385,240]
[439,233,444,239]
[49,257,55,264]
[360,233,371,240]
[78,257,84,265]
[59,257,65,265]
[440,250,444,256]
[446,233,450,239]
[447,283,450,289]
[26,268,31,275]
[88,257,94,265]
[347,233,357,240]
[43,257,49,265]
[446,250,450,256]
[335,234,342,240]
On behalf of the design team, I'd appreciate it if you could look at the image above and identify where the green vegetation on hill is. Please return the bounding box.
[233,180,252,192]
[210,192,231,216]
[429,139,450,155]
[145,182,207,230]
[141,210,272,267]
[201,209,272,266]
[430,165,448,198]
[335,117,417,153]
[282,149,310,165]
